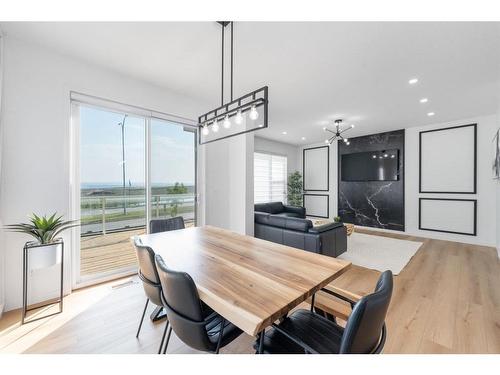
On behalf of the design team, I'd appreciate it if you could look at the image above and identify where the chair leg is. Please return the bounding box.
[162,326,173,354]
[158,321,169,354]
[136,298,149,338]
[255,330,265,354]
[215,318,226,354]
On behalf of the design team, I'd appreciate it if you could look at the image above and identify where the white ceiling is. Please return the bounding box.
[2,22,500,145]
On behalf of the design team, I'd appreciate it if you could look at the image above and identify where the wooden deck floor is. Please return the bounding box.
[80,222,195,276]
[80,229,144,276]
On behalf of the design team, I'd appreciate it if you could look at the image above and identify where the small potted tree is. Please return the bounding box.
[6,213,78,270]
[287,171,303,207]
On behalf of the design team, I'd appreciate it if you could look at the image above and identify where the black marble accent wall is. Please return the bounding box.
[338,129,405,231]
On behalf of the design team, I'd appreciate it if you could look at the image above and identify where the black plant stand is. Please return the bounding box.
[22,238,64,324]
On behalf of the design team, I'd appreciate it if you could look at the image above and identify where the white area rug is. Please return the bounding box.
[338,232,423,275]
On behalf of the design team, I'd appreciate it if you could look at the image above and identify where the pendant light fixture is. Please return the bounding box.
[324,119,355,145]
[198,22,269,145]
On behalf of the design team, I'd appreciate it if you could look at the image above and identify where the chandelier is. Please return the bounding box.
[324,119,355,145]
[198,22,269,145]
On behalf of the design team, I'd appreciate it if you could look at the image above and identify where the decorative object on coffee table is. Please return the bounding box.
[345,223,355,236]
[6,213,78,324]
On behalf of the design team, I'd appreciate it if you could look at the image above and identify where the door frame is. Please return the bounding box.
[69,93,198,290]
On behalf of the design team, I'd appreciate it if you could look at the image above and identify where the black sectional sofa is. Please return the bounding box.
[254,202,347,258]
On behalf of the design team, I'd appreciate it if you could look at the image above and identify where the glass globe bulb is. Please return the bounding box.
[235,110,243,125]
[346,141,350,145]
[344,138,349,143]
[249,105,259,120]
[212,120,219,132]
[202,125,209,136]
[325,140,329,144]
[223,115,231,129]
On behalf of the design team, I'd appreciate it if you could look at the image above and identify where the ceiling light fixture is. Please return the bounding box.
[282,131,287,135]
[198,22,268,145]
[223,115,231,129]
[212,120,219,132]
[409,78,419,85]
[427,112,435,117]
[323,119,355,145]
[420,98,428,103]
[301,137,306,141]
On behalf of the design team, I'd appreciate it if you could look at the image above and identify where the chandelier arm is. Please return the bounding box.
[325,128,336,134]
[339,127,351,134]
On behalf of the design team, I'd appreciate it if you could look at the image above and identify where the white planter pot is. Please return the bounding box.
[28,243,63,271]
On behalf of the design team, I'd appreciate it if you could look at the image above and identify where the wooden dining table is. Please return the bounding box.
[136,225,351,341]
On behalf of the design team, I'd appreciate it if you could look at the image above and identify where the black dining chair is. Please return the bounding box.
[257,270,393,354]
[154,254,243,354]
[150,216,185,234]
[137,217,185,324]
[133,238,171,354]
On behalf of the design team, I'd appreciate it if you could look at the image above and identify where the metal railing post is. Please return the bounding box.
[101,197,106,235]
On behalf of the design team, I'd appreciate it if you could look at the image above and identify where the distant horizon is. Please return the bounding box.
[81,181,195,189]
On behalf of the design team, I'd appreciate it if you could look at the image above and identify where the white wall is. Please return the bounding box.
[300,115,498,247]
[0,36,208,311]
[0,32,5,317]
[203,133,254,236]
[405,115,497,247]
[497,92,500,257]
[254,136,300,175]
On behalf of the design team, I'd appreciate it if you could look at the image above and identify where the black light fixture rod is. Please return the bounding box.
[221,23,225,106]
[201,97,266,124]
[230,22,234,101]
[199,85,267,119]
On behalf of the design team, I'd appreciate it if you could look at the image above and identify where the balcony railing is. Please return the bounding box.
[80,194,195,236]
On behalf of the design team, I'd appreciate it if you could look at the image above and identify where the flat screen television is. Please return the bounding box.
[341,149,400,181]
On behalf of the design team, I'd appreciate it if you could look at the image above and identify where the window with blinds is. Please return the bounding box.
[254,152,288,204]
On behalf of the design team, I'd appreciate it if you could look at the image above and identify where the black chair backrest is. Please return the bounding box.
[150,217,185,234]
[133,238,163,306]
[340,270,393,354]
[155,254,213,352]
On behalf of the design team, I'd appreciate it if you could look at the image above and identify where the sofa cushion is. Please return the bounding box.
[254,203,272,213]
[254,212,271,225]
[267,202,285,214]
[285,217,313,232]
[267,215,287,228]
[308,221,344,233]
[274,212,302,218]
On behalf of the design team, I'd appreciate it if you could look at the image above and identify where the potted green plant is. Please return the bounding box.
[287,171,303,207]
[6,213,78,270]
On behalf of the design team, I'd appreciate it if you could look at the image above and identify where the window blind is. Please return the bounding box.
[254,152,287,204]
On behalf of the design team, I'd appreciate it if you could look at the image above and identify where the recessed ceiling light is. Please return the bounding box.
[282,131,287,135]
[427,112,435,117]
[409,78,418,85]
[301,137,306,140]
[420,98,428,103]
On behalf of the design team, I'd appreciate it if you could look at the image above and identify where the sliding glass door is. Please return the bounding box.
[150,118,196,227]
[75,101,196,286]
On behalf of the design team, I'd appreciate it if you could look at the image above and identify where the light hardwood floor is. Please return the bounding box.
[1,229,499,354]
